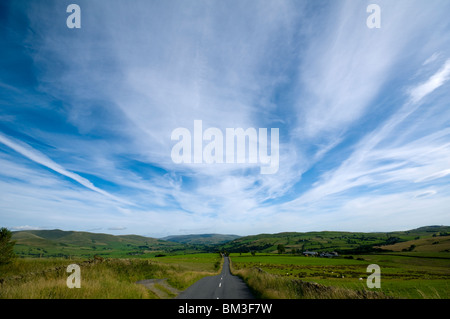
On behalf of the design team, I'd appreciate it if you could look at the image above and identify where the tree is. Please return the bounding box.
[0,227,16,264]
[277,244,285,254]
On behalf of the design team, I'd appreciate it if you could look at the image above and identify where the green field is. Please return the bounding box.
[220,226,450,254]
[229,252,450,299]
[1,251,449,299]
[11,229,190,258]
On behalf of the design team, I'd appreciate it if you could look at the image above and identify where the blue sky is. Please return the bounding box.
[1,0,450,237]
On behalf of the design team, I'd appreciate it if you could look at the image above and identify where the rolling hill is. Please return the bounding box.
[377,234,450,252]
[10,225,450,258]
[218,226,450,254]
[162,233,240,245]
[12,229,187,258]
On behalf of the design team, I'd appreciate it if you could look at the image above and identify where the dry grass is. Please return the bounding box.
[0,257,222,299]
[378,235,450,252]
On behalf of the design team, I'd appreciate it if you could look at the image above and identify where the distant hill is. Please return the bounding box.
[162,234,240,245]
[219,226,450,254]
[10,226,450,258]
[12,229,187,258]
[377,233,450,253]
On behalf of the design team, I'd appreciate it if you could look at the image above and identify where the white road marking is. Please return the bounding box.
[219,282,222,287]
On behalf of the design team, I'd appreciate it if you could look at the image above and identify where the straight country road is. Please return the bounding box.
[176,257,255,299]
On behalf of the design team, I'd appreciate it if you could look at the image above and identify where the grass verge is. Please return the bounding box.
[229,258,390,299]
[0,254,223,299]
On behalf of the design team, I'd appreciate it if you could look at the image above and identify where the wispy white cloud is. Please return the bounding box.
[10,225,43,231]
[0,133,132,205]
[295,1,405,139]
[416,169,450,183]
[414,190,437,198]
[423,52,441,66]
[409,59,450,103]
[282,56,450,219]
[1,0,450,235]
[107,226,127,231]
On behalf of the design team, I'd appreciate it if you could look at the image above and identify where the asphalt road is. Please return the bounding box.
[176,257,255,299]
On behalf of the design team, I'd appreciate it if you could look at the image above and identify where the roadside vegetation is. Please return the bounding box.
[0,253,223,299]
[230,265,388,299]
[229,253,450,299]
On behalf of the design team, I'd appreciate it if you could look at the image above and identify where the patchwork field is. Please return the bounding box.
[11,229,189,258]
[378,235,450,252]
[229,252,450,299]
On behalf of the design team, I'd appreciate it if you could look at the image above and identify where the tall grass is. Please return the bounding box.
[0,256,222,299]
